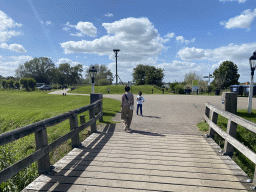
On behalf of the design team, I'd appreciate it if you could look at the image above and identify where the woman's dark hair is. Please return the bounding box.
[125,85,130,92]
[139,91,142,96]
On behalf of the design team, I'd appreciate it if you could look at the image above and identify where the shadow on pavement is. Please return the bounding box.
[128,129,165,137]
[141,115,161,119]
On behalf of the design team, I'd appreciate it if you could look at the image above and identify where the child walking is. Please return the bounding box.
[136,91,145,116]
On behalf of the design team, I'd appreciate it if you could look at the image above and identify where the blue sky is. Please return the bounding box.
[0,0,256,83]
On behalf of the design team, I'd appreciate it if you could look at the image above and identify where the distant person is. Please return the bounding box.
[136,91,145,116]
[121,85,134,131]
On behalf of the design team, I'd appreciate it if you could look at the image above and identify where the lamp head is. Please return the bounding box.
[249,51,256,69]
[113,49,120,53]
[89,66,97,78]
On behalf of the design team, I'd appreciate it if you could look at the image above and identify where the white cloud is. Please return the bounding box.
[0,43,27,53]
[60,17,167,65]
[220,8,256,29]
[64,21,97,37]
[176,36,195,44]
[46,21,53,26]
[177,42,256,62]
[219,0,246,3]
[164,32,175,38]
[56,58,81,66]
[0,10,22,42]
[104,13,113,17]
[10,55,33,61]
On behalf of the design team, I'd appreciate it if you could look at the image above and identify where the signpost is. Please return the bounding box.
[204,73,214,95]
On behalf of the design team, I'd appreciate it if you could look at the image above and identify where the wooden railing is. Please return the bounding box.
[0,100,103,184]
[204,102,256,185]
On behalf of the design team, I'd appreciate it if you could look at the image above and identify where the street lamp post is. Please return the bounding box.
[89,66,97,94]
[247,51,256,114]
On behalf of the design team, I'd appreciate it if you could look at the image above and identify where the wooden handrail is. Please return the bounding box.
[204,102,256,185]
[0,99,103,184]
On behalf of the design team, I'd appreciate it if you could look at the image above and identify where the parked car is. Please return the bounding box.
[40,85,52,90]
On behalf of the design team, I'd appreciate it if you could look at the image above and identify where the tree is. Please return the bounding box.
[132,64,164,87]
[85,64,113,85]
[58,63,83,85]
[184,71,208,91]
[17,57,56,84]
[213,61,240,89]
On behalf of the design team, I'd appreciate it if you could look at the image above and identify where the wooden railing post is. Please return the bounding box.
[80,114,85,125]
[209,110,218,138]
[205,105,210,122]
[70,114,80,148]
[89,107,97,133]
[224,119,237,156]
[253,166,256,185]
[99,101,103,122]
[35,126,50,174]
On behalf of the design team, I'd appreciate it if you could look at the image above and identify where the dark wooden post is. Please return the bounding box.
[209,110,218,138]
[205,105,210,122]
[99,101,103,122]
[35,125,50,174]
[80,114,85,125]
[89,107,97,133]
[224,119,237,156]
[253,166,256,185]
[70,114,80,148]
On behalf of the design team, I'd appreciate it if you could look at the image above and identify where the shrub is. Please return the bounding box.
[2,80,7,89]
[174,84,185,94]
[14,81,20,89]
[98,78,111,86]
[0,146,38,191]
[28,78,36,91]
[7,79,15,89]
[20,78,36,91]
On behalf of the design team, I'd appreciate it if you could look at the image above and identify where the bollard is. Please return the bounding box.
[152,89,153,94]
[222,92,237,156]
[221,92,237,115]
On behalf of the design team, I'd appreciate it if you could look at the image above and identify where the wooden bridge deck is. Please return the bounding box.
[23,124,251,192]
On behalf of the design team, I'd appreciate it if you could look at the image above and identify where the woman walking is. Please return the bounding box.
[121,85,134,131]
[137,91,145,116]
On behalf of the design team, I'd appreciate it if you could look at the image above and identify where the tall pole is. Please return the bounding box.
[113,49,120,85]
[247,70,254,114]
[115,51,118,85]
[92,77,94,94]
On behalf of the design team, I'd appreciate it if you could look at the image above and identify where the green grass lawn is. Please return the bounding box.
[197,109,256,179]
[0,89,120,191]
[70,84,170,94]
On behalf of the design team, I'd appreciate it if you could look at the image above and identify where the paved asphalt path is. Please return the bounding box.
[49,90,256,134]
[103,94,256,135]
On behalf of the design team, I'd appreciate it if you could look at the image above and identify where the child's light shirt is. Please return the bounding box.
[137,96,145,104]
